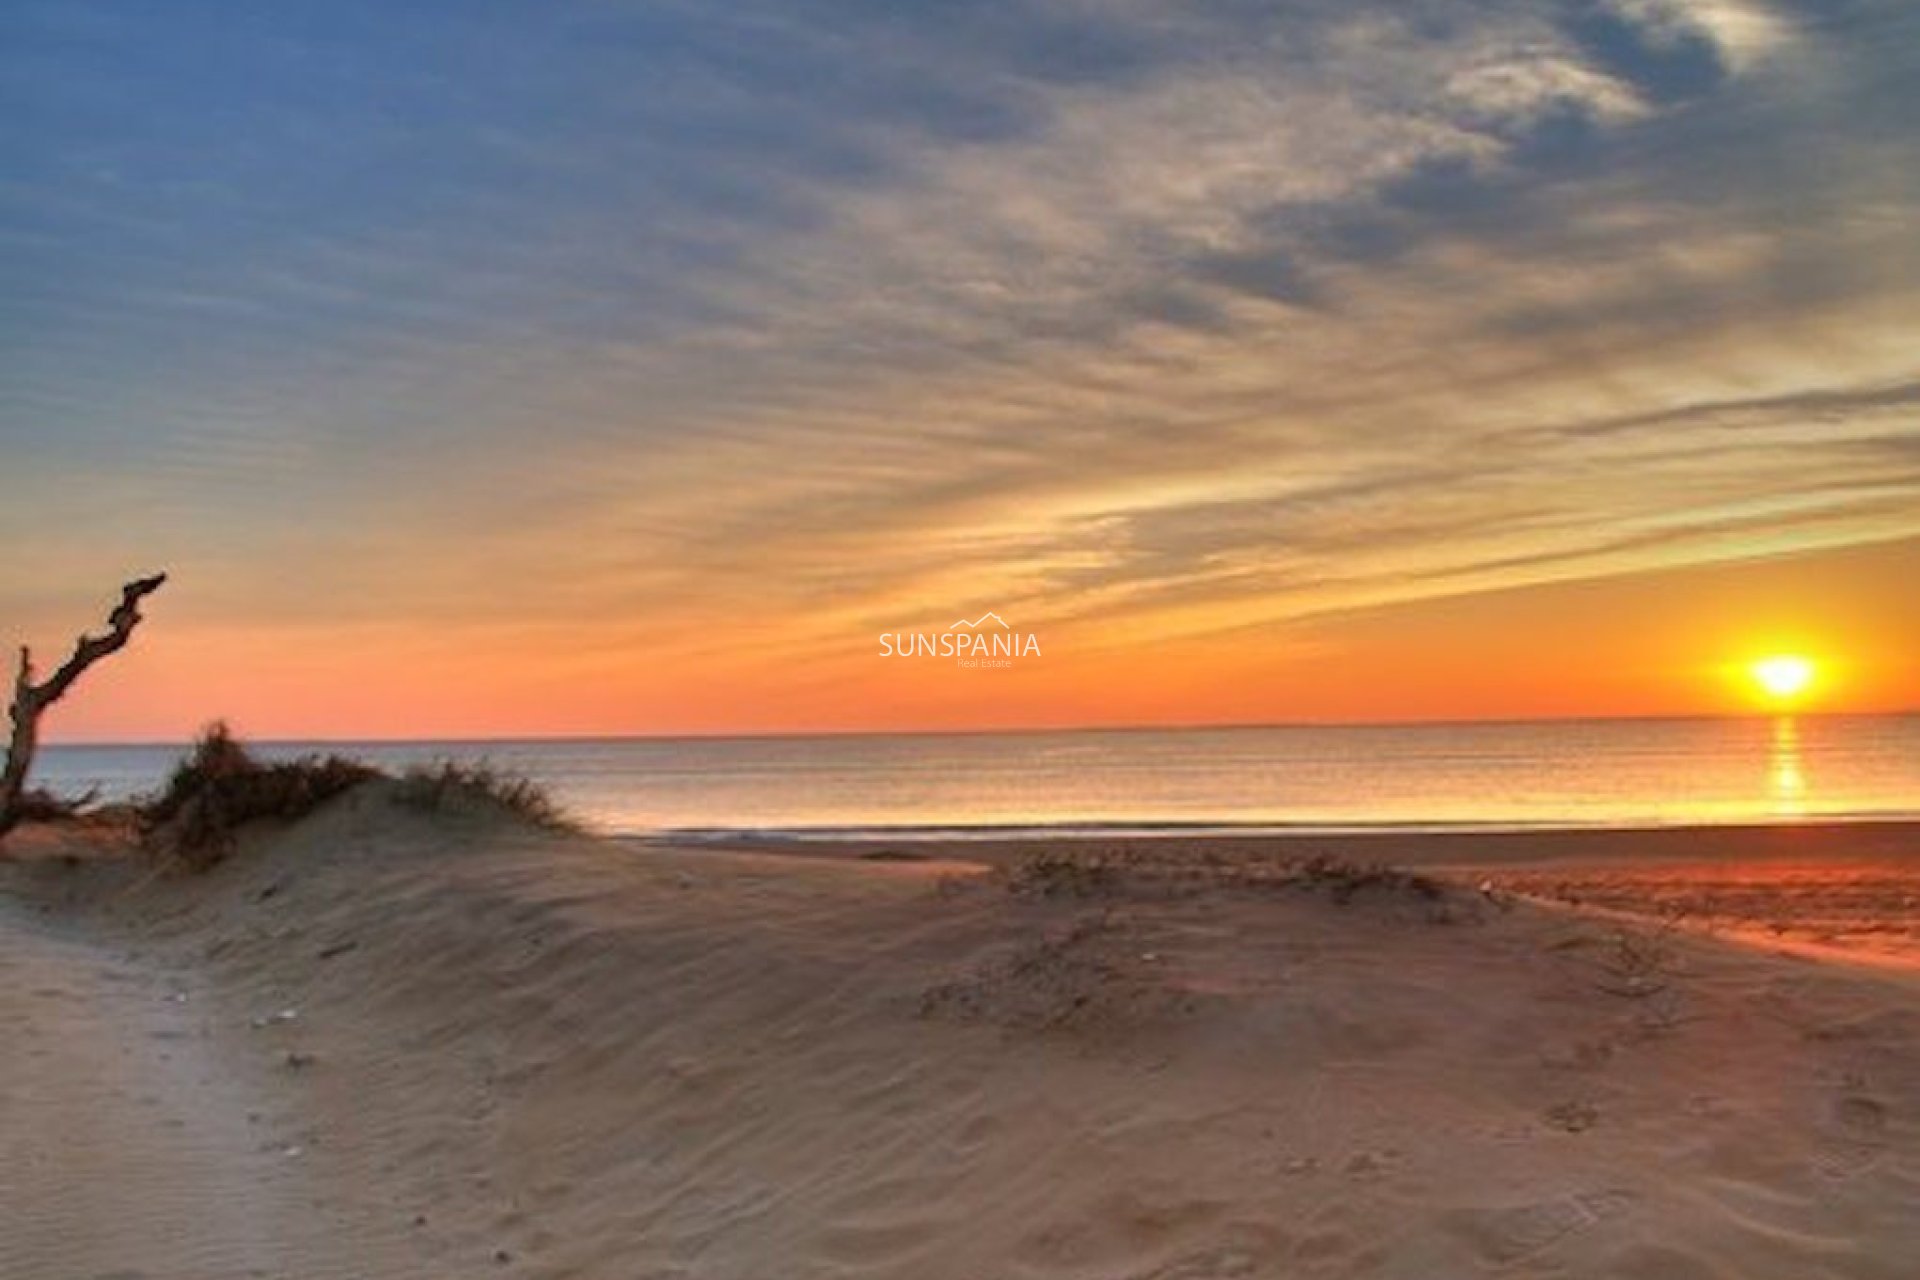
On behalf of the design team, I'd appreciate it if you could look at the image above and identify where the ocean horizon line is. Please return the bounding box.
[42,705,1920,751]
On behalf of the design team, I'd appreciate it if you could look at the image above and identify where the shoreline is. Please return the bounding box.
[659,819,1920,973]
[30,710,1920,845]
[639,815,1920,869]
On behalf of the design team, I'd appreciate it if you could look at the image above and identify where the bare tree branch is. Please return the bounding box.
[1,573,167,838]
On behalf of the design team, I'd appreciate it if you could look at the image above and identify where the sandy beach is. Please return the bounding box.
[5,795,1919,1279]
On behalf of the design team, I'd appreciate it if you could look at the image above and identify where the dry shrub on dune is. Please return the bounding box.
[139,723,378,870]
[391,760,576,832]
[7,786,100,824]
[140,726,576,870]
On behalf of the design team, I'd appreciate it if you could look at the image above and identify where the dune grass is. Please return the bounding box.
[391,760,577,832]
[7,786,101,824]
[139,724,378,869]
[139,723,573,870]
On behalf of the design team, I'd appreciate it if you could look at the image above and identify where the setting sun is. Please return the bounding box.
[1750,654,1817,704]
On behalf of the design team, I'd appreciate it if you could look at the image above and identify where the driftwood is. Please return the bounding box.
[0,574,166,837]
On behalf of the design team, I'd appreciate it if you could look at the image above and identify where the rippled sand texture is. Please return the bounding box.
[5,797,1918,1278]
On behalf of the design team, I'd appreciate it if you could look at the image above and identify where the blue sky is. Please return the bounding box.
[4,0,1918,732]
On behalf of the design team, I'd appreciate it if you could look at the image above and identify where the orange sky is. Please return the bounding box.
[8,2,1920,743]
[24,534,1916,742]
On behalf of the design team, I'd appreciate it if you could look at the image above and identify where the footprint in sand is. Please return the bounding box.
[1443,1189,1636,1266]
[1544,1099,1599,1133]
[1813,1141,1883,1180]
[1118,1220,1294,1279]
[1833,1093,1888,1134]
[1130,1245,1264,1279]
[1342,1147,1404,1180]
[1814,1094,1889,1179]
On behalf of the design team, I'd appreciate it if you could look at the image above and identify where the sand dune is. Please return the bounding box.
[4,793,1919,1278]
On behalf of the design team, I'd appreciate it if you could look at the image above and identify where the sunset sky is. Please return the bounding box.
[4,0,1918,740]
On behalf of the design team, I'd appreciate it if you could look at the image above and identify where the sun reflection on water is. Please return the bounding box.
[1769,717,1807,816]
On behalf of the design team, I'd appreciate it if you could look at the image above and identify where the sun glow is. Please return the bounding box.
[1750,654,1817,704]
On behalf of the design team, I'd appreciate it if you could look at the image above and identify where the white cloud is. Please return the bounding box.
[1606,0,1793,72]
[5,0,1914,671]
[1444,47,1647,126]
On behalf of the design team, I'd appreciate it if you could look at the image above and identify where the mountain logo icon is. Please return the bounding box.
[878,609,1040,664]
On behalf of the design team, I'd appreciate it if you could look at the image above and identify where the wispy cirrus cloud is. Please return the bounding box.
[2,0,1917,729]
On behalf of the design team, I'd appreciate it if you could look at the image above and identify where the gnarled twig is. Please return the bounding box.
[1,574,166,837]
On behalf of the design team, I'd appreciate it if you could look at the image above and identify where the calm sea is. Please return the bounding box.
[28,714,1920,837]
